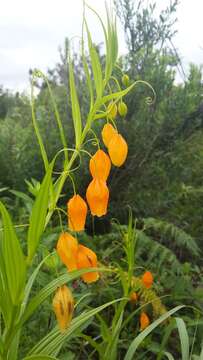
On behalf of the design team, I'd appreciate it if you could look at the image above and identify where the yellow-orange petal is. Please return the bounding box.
[56,232,78,271]
[140,312,150,331]
[53,285,74,331]
[89,149,111,181]
[86,178,109,217]
[108,133,128,167]
[101,123,117,148]
[142,271,153,289]
[67,194,88,231]
[77,244,99,283]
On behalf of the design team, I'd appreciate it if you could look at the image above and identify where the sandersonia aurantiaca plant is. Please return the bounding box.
[0,3,184,360]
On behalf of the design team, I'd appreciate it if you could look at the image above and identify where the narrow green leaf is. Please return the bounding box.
[7,330,21,360]
[163,352,175,360]
[0,202,26,305]
[68,58,82,148]
[82,46,94,110]
[124,305,185,360]
[27,161,54,264]
[23,356,57,360]
[31,79,49,171]
[85,20,103,98]
[175,317,190,360]
[29,297,124,356]
[21,268,105,324]
[10,190,33,214]
[20,254,51,317]
[200,342,203,360]
[0,229,12,326]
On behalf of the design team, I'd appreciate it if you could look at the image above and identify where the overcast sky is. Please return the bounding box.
[0,0,203,92]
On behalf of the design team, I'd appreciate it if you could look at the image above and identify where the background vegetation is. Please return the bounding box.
[0,0,202,358]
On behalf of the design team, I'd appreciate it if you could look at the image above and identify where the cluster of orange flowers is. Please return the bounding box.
[55,119,128,284]
[53,117,128,330]
[130,271,154,331]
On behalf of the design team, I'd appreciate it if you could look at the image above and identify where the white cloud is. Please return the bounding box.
[0,0,203,91]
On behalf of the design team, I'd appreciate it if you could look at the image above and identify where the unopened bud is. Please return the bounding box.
[122,74,129,87]
[130,291,138,304]
[118,101,128,117]
[53,285,74,332]
[107,102,117,119]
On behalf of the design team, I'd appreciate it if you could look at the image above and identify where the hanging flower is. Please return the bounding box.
[142,271,153,289]
[118,101,128,117]
[107,101,117,119]
[67,194,88,231]
[86,178,109,217]
[89,149,111,181]
[140,312,150,331]
[108,133,128,167]
[53,285,74,332]
[102,123,117,148]
[77,244,99,283]
[56,232,78,271]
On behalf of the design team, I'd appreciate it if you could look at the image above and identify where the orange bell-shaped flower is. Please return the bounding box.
[140,312,150,331]
[86,178,109,217]
[56,232,78,271]
[89,150,111,181]
[53,285,74,332]
[142,271,153,289]
[77,244,99,283]
[108,133,128,167]
[67,194,88,231]
[101,123,117,148]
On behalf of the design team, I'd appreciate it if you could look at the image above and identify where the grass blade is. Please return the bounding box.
[175,317,190,360]
[124,305,185,360]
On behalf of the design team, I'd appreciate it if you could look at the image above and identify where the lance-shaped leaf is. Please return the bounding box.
[175,317,190,360]
[124,305,185,360]
[85,20,103,99]
[23,356,58,360]
[27,161,54,264]
[0,202,26,305]
[28,297,124,356]
[21,268,103,324]
[69,57,82,148]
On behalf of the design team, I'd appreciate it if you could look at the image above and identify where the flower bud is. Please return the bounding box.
[142,271,153,289]
[122,74,129,87]
[118,101,128,117]
[53,285,74,332]
[130,291,138,304]
[89,150,111,181]
[67,194,87,231]
[107,102,117,119]
[108,133,128,167]
[101,123,117,148]
[140,312,150,331]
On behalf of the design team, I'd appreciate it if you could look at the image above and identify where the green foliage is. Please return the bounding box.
[0,201,26,306]
[0,0,203,358]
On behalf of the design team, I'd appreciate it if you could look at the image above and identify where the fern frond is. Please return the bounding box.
[143,217,199,257]
[136,230,181,271]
